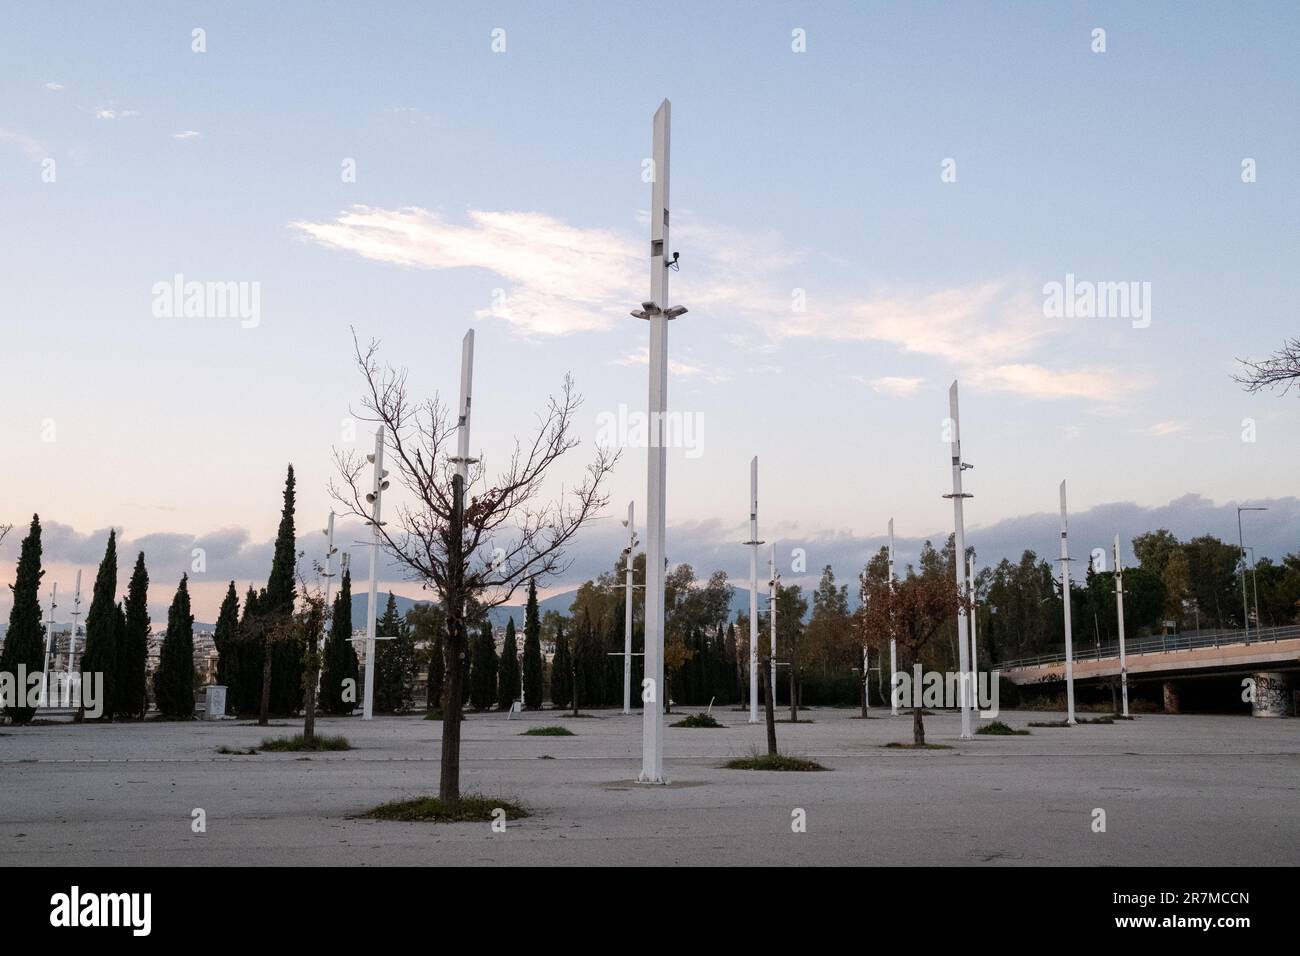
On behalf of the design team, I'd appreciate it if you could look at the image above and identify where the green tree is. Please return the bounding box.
[153,575,195,717]
[1,516,45,723]
[264,465,303,717]
[80,529,119,721]
[497,617,520,711]
[408,602,445,712]
[116,552,150,719]
[374,592,416,712]
[521,580,544,709]
[228,585,263,714]
[469,619,497,710]
[550,619,571,709]
[213,581,240,694]
[320,566,359,714]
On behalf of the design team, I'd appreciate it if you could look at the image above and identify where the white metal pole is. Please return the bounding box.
[1059,480,1076,725]
[624,501,634,715]
[41,582,58,707]
[946,382,973,739]
[67,570,82,676]
[1113,534,1129,718]
[888,518,898,716]
[320,512,337,700]
[769,541,777,704]
[638,99,676,784]
[747,456,760,724]
[362,429,386,720]
[968,552,979,714]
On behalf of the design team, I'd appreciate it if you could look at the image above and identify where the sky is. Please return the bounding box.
[3,2,1299,622]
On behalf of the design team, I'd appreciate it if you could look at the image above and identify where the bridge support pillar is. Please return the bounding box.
[1251,672,1291,718]
[1162,680,1181,714]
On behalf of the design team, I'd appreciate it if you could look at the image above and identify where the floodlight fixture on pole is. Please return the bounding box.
[1058,480,1076,725]
[67,570,82,676]
[743,456,764,724]
[1112,534,1130,718]
[942,381,973,739]
[888,518,898,716]
[1236,506,1266,638]
[41,582,58,707]
[362,429,389,720]
[637,100,684,785]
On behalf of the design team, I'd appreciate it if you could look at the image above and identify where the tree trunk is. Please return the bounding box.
[912,699,925,745]
[790,665,798,723]
[861,657,869,719]
[302,665,318,742]
[761,662,778,756]
[438,474,466,804]
[258,642,272,727]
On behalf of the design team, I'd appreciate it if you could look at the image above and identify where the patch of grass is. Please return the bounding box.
[975,721,1030,736]
[723,753,828,772]
[672,713,723,728]
[1028,716,1115,728]
[215,745,258,755]
[1027,719,1070,728]
[883,742,953,750]
[259,733,351,752]
[1111,714,1135,721]
[520,725,574,736]
[537,754,555,760]
[1079,716,1115,725]
[776,717,815,724]
[363,795,529,823]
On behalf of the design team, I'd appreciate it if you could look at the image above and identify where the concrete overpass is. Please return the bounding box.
[998,624,1300,716]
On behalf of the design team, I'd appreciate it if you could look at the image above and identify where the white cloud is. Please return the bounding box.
[868,375,924,396]
[172,130,201,140]
[0,127,46,163]
[45,82,64,91]
[1131,420,1188,437]
[95,108,139,120]
[616,347,732,384]
[291,206,640,335]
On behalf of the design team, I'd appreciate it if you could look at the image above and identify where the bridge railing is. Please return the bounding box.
[998,623,1300,671]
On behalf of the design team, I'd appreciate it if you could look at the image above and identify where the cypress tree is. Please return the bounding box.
[549,620,571,709]
[154,575,195,717]
[521,580,544,709]
[497,617,520,711]
[1,515,45,724]
[469,619,497,710]
[212,581,240,693]
[230,585,263,714]
[412,604,446,713]
[116,553,149,719]
[320,565,358,715]
[374,592,415,712]
[265,465,302,715]
[80,529,118,720]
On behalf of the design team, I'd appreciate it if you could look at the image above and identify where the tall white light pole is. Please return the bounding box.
[744,456,763,723]
[888,518,898,716]
[944,382,973,739]
[769,541,778,702]
[362,429,389,720]
[622,501,636,715]
[67,570,82,676]
[41,582,58,706]
[633,101,685,784]
[1059,480,1076,725]
[1112,534,1129,718]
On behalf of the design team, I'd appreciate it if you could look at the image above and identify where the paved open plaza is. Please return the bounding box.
[2,708,1296,866]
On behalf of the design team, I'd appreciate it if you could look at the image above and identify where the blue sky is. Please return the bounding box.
[3,2,1299,619]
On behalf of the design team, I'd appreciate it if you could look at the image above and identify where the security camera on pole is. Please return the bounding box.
[743,456,764,724]
[362,429,389,720]
[1058,480,1076,726]
[942,382,973,740]
[631,100,687,784]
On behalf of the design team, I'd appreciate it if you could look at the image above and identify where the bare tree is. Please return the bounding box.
[1235,339,1300,395]
[859,572,961,745]
[332,334,617,801]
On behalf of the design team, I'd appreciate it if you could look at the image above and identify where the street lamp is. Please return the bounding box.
[1237,506,1267,638]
